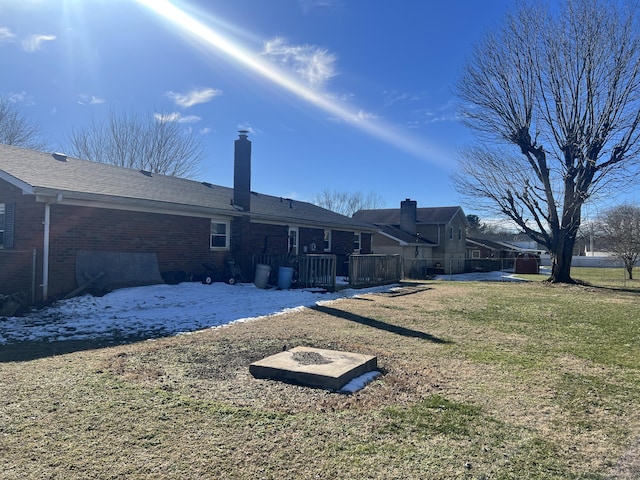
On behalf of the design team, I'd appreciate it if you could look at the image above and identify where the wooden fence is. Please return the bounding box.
[348,254,402,287]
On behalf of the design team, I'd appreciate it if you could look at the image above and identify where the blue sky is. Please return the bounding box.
[0,0,513,213]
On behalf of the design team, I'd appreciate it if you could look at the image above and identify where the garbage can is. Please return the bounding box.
[254,264,271,289]
[278,266,294,290]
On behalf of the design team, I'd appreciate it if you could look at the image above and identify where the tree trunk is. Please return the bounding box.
[626,264,634,280]
[548,234,576,283]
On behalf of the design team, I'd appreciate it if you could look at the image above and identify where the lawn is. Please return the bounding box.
[1,279,639,479]
[517,266,640,291]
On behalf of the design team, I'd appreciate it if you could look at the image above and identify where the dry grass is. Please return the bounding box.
[1,281,640,479]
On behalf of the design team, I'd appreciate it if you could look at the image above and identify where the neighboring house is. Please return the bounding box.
[465,236,522,271]
[0,132,375,304]
[353,199,469,276]
[466,236,521,260]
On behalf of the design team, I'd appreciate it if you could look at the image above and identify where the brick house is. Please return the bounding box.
[353,199,468,276]
[0,132,374,304]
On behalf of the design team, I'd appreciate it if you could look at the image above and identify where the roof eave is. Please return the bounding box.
[0,170,34,194]
[32,187,242,218]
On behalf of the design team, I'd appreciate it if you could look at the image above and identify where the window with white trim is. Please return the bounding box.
[458,227,463,240]
[449,227,453,240]
[472,249,481,259]
[210,219,230,249]
[323,229,332,252]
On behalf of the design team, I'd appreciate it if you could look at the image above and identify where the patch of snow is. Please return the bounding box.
[0,270,531,345]
[338,370,381,394]
[0,282,393,345]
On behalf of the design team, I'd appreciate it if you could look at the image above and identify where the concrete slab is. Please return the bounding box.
[249,346,378,391]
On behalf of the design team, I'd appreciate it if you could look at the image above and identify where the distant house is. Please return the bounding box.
[0,132,375,304]
[466,236,522,260]
[353,199,469,276]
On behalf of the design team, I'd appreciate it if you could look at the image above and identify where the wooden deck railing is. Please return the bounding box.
[252,253,401,290]
[298,254,336,291]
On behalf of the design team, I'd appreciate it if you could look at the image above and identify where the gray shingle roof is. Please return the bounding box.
[377,224,436,245]
[0,144,375,231]
[353,206,464,225]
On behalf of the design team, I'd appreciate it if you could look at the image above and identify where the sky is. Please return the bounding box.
[0,0,514,213]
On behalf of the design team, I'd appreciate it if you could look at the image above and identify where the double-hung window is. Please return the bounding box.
[210,219,230,250]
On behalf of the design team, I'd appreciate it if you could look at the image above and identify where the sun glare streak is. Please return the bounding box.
[133,0,444,165]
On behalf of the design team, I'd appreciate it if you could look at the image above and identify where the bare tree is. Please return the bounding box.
[312,189,385,217]
[454,0,640,283]
[596,204,640,279]
[67,110,203,178]
[0,97,48,150]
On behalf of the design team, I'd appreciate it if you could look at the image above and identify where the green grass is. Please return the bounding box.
[1,281,640,478]
[517,265,640,290]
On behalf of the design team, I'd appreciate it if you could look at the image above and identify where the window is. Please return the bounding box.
[353,232,361,252]
[458,227,462,240]
[323,229,332,252]
[472,249,481,259]
[449,227,453,240]
[210,220,230,249]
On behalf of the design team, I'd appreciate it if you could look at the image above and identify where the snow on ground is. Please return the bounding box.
[0,270,531,346]
[0,281,393,345]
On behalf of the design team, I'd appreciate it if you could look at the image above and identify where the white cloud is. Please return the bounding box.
[166,88,222,108]
[421,99,460,124]
[155,112,201,124]
[262,36,337,89]
[6,91,34,105]
[329,109,378,124]
[22,33,56,52]
[0,27,15,43]
[177,115,201,123]
[77,94,105,106]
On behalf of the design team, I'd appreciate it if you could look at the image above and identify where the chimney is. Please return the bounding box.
[400,198,417,235]
[233,130,251,211]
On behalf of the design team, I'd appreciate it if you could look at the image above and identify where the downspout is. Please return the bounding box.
[42,203,51,301]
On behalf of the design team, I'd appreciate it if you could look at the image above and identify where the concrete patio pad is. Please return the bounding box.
[249,346,378,391]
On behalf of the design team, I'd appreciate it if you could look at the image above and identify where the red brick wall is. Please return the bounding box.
[249,223,288,254]
[45,205,221,298]
[0,182,45,302]
[299,227,324,253]
[0,179,228,302]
